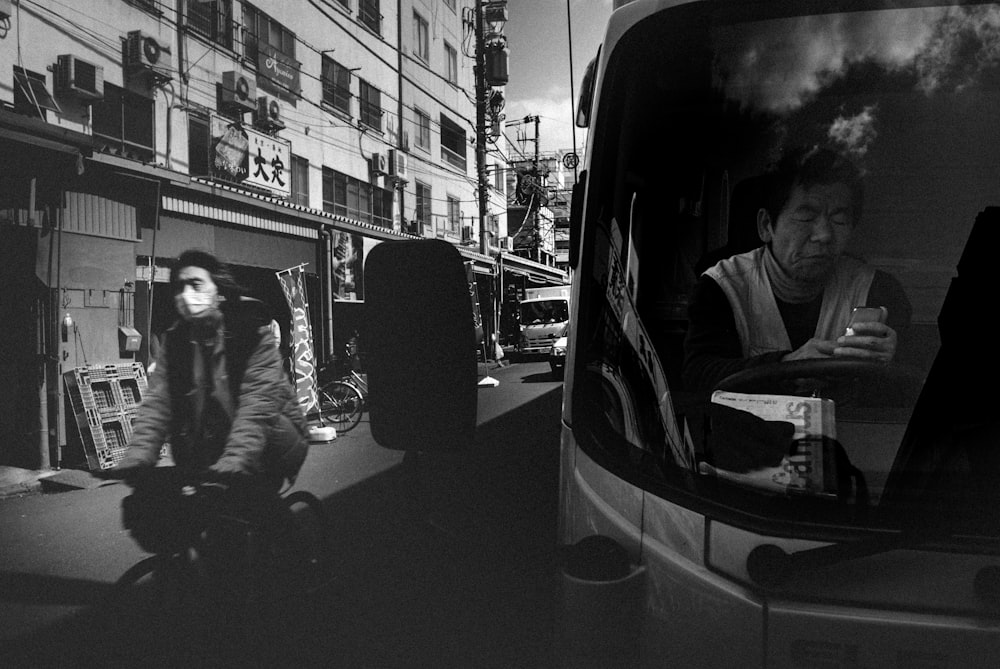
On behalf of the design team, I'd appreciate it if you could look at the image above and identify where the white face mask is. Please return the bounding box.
[174,265,221,322]
[175,290,217,320]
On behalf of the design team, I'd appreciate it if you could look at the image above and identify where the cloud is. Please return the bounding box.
[827,105,878,157]
[714,6,1000,114]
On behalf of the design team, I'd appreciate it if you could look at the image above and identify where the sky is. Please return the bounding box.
[502,0,614,158]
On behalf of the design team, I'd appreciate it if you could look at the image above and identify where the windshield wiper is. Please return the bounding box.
[746,531,942,588]
[748,532,1000,609]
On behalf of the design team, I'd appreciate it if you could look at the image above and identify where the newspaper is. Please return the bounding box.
[700,391,837,495]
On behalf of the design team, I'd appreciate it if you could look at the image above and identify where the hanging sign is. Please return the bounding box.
[276,264,319,416]
[211,114,291,198]
[256,47,301,103]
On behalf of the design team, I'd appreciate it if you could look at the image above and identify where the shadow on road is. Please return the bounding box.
[0,387,565,669]
[519,371,560,384]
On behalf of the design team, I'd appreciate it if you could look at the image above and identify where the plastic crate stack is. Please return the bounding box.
[63,362,148,471]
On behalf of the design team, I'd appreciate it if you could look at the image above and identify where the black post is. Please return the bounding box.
[475,0,489,257]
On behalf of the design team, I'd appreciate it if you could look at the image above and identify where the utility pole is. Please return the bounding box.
[474,0,489,255]
[473,1,508,256]
[532,115,540,263]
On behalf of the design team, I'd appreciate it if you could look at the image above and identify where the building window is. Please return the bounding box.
[413,11,429,63]
[493,166,505,194]
[188,113,210,176]
[447,195,461,234]
[372,184,393,229]
[445,42,458,84]
[126,0,160,14]
[439,113,467,170]
[359,0,381,35]
[187,0,233,49]
[359,80,383,131]
[93,83,155,162]
[322,167,393,229]
[13,67,59,120]
[414,108,431,152]
[321,56,352,117]
[415,180,431,230]
[292,155,310,207]
[243,4,296,63]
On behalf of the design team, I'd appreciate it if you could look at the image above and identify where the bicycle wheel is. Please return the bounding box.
[112,553,194,615]
[319,380,364,433]
[260,491,333,600]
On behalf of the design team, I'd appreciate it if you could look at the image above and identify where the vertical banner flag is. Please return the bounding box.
[465,261,484,345]
[276,264,319,416]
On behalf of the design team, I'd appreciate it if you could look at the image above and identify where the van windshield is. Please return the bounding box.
[521,299,569,324]
[573,0,1000,537]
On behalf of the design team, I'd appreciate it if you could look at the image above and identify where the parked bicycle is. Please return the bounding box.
[316,338,368,434]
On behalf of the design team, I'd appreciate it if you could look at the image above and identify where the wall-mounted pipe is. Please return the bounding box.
[320,229,335,358]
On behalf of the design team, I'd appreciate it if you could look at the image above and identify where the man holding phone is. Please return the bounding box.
[682,147,911,392]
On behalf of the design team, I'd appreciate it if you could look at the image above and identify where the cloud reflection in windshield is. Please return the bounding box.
[713,5,1000,115]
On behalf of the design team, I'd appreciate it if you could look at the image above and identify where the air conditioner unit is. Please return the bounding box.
[221,70,256,114]
[125,31,172,79]
[404,219,423,236]
[387,149,408,181]
[371,152,388,175]
[500,236,514,251]
[54,55,104,103]
[254,95,285,131]
[461,225,474,242]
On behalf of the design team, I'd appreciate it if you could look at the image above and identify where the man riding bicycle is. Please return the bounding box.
[105,249,309,553]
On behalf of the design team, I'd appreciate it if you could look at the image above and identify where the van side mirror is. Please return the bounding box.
[569,170,587,269]
[576,51,600,128]
[364,240,477,452]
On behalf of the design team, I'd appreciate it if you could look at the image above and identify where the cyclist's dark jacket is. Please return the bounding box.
[119,297,308,486]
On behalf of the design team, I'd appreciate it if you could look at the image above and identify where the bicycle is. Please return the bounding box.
[316,342,368,434]
[111,470,331,616]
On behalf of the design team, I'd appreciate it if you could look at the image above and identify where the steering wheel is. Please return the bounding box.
[715,358,924,408]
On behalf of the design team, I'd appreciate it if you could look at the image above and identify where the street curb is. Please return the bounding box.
[0,472,50,499]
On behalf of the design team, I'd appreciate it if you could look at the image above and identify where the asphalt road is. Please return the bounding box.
[0,360,566,669]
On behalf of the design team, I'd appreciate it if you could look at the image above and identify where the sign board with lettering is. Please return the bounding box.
[256,48,301,103]
[210,114,291,198]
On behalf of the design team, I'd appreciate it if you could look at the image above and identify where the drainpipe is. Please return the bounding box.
[320,229,335,358]
[37,178,51,469]
[396,0,405,233]
[30,178,49,470]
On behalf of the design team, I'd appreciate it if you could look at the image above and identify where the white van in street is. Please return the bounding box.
[554,0,1000,666]
[518,285,571,357]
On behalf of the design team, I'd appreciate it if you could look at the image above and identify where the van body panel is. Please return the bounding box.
[560,0,1000,665]
[766,605,1000,668]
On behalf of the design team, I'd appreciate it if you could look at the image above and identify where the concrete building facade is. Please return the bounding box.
[0,0,564,470]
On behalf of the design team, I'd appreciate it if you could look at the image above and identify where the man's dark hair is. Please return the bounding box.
[761,147,864,225]
[169,249,245,301]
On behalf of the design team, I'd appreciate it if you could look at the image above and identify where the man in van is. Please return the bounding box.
[682,146,911,392]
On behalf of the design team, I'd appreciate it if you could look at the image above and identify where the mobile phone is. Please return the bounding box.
[845,306,887,336]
